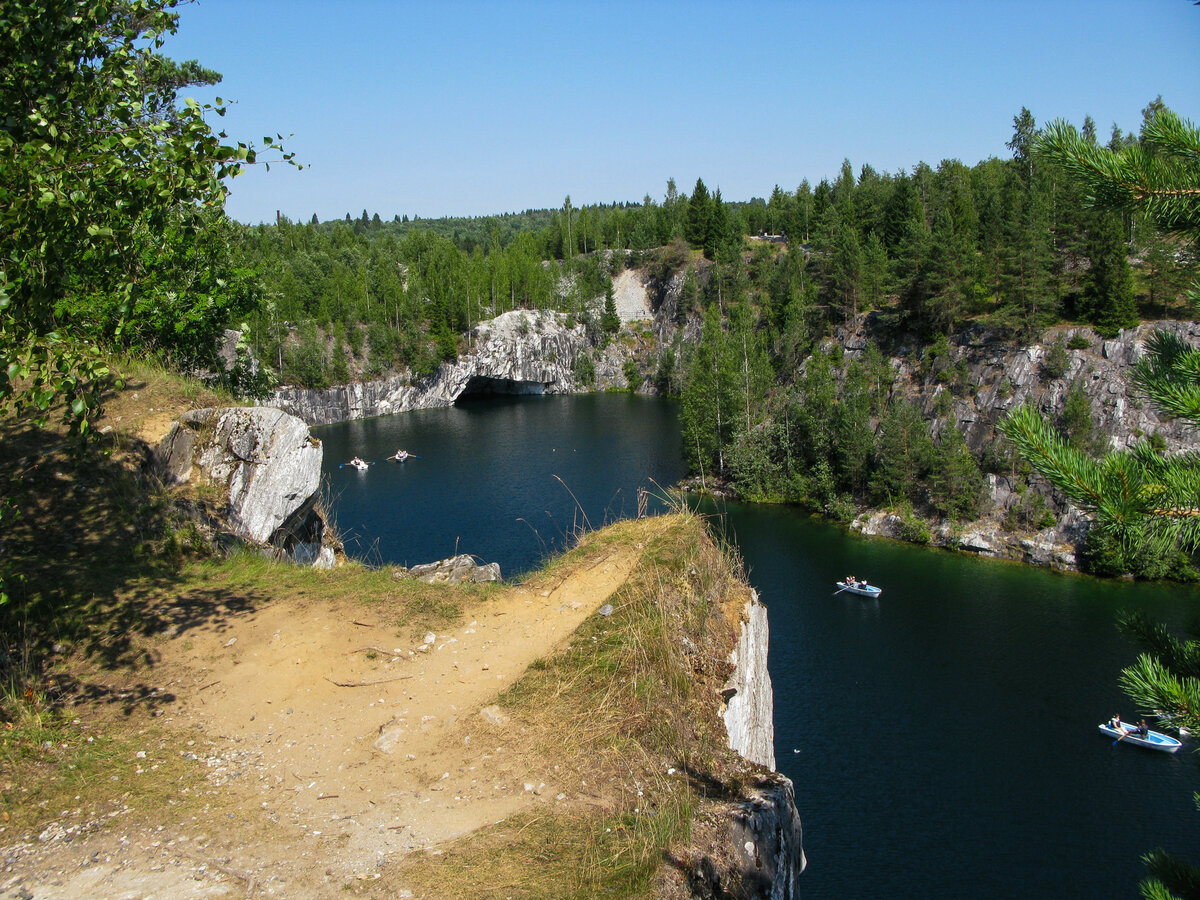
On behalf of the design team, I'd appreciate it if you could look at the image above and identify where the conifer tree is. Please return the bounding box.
[684,178,712,250]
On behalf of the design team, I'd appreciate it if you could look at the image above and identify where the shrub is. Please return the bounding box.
[1042,341,1070,379]
[623,358,643,392]
[573,352,596,387]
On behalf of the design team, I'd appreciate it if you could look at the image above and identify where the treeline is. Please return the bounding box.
[665,103,1199,527]
[54,91,1197,528]
[230,103,1197,396]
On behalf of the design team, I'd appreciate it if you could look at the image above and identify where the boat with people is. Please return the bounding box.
[348,456,369,471]
[1099,719,1183,753]
[835,576,882,598]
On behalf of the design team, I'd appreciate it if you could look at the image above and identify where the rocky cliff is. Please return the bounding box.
[843,319,1200,567]
[269,310,596,426]
[702,591,805,898]
[154,406,335,566]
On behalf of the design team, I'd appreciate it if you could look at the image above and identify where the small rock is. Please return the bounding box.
[598,604,613,617]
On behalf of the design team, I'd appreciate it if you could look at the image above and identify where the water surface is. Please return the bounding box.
[316,394,684,576]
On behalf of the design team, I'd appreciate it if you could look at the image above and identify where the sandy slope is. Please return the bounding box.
[3,545,640,899]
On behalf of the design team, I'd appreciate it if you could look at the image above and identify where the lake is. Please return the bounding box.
[317,394,1200,898]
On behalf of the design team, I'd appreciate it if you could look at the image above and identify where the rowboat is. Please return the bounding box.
[834,581,882,598]
[349,459,369,471]
[1098,722,1182,753]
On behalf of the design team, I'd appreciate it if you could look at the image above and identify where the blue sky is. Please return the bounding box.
[167,0,1200,225]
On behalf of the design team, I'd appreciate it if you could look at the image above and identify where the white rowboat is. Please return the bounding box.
[1098,722,1182,753]
[834,581,882,598]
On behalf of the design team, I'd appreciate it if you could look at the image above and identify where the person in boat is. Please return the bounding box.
[845,575,856,586]
[350,456,366,468]
[394,449,408,460]
[858,579,868,588]
[1109,714,1122,730]
[1136,719,1149,738]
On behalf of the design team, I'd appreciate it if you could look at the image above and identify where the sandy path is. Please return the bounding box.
[17,544,641,897]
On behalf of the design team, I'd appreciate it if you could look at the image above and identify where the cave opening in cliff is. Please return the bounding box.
[454,375,547,402]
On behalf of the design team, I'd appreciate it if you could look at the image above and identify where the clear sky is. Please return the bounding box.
[166,0,1200,225]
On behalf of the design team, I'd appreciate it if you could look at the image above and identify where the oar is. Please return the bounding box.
[833,584,851,596]
[1113,725,1130,746]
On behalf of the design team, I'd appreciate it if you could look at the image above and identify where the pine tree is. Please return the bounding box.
[1079,210,1137,336]
[601,281,620,334]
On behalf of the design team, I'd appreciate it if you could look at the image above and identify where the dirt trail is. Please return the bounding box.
[7,546,640,899]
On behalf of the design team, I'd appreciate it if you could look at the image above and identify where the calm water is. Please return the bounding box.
[315,394,685,576]
[318,396,1200,898]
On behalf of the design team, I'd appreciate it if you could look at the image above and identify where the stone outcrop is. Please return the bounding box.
[687,588,804,898]
[722,592,776,770]
[870,320,1200,458]
[154,407,333,567]
[830,319,1200,567]
[393,554,502,584]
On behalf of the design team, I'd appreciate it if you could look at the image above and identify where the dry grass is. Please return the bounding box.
[387,512,757,899]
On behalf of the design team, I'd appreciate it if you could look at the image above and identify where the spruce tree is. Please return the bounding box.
[684,178,712,250]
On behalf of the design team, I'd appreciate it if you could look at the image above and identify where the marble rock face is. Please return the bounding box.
[156,407,325,559]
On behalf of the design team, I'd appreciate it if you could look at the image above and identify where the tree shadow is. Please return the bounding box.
[0,421,271,714]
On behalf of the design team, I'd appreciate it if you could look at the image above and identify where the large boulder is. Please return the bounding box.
[155,407,330,565]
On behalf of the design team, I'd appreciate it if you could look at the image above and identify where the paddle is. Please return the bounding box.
[1112,724,1131,746]
[833,584,851,596]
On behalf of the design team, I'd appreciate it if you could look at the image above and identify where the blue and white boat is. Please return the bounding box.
[1098,721,1182,753]
[834,580,882,598]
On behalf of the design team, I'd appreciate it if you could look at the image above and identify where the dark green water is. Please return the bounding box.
[318,395,1200,898]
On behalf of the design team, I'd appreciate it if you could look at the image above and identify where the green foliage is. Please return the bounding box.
[928,422,984,521]
[1059,383,1098,453]
[1042,341,1071,379]
[572,350,595,387]
[623,358,642,392]
[893,503,932,544]
[1067,333,1092,350]
[1002,486,1055,533]
[601,282,621,334]
[0,0,294,432]
[870,399,933,505]
[1078,529,1197,580]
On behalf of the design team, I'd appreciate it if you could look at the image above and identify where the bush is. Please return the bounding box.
[1042,341,1070,379]
[623,358,643,392]
[1067,333,1091,351]
[573,352,596,387]
[1079,529,1199,580]
[895,507,932,544]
